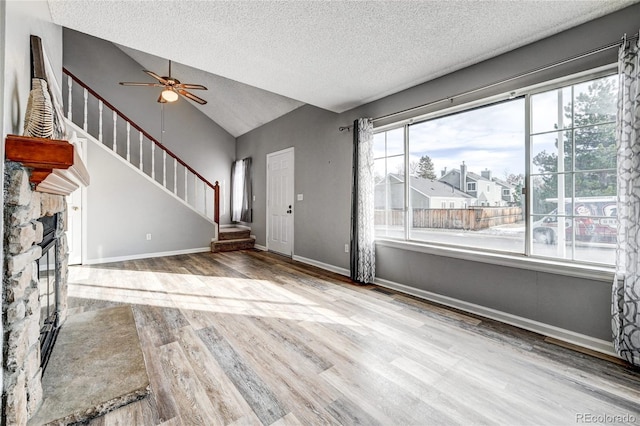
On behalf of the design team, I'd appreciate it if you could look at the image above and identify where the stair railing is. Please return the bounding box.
[63,68,220,227]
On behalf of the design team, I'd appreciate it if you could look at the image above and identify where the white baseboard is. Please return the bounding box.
[84,247,211,265]
[254,243,267,251]
[292,255,350,276]
[374,276,617,358]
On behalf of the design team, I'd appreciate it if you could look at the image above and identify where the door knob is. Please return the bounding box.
[72,206,79,211]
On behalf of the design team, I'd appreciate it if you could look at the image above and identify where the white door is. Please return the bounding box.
[267,148,294,256]
[66,188,82,265]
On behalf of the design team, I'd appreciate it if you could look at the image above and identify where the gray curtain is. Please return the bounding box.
[612,34,640,366]
[350,118,375,283]
[241,158,252,222]
[231,157,252,223]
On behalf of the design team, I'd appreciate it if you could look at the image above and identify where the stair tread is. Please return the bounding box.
[211,236,255,253]
[219,227,252,241]
[213,237,255,244]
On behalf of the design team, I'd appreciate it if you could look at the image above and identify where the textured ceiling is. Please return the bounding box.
[46,0,638,136]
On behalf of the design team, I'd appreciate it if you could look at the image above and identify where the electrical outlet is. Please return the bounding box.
[344,244,349,253]
[146,233,152,240]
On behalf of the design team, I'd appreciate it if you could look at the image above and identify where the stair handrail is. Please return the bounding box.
[63,67,220,225]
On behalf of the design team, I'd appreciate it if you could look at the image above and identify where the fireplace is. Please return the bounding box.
[3,161,71,423]
[37,213,61,373]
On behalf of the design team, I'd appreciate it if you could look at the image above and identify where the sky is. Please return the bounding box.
[373,74,618,182]
[374,98,526,181]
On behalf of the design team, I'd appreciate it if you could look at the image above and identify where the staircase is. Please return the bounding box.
[212,227,256,252]
[63,68,220,239]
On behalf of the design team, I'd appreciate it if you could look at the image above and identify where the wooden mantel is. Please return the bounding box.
[5,134,74,184]
[5,134,89,196]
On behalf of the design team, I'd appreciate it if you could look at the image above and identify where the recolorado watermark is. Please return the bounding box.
[576,413,637,424]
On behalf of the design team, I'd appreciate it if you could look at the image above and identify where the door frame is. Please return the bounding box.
[266,147,295,256]
[66,136,89,265]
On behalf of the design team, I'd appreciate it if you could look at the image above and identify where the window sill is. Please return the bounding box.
[375,238,615,282]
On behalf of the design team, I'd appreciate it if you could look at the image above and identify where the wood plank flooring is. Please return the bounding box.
[65,250,640,425]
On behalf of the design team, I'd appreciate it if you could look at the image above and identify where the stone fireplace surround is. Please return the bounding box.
[3,161,69,424]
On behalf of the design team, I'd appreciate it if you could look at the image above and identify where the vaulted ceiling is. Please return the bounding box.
[46,0,638,137]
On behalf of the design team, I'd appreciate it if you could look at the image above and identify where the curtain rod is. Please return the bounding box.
[339,33,638,132]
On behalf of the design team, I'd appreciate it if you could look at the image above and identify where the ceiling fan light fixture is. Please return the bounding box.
[161,88,179,103]
[120,60,208,105]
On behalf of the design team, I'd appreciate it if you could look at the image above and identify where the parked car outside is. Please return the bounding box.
[532,198,617,245]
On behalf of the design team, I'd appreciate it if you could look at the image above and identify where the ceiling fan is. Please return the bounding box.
[119,60,208,105]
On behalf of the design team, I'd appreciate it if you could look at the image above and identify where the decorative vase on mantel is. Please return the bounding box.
[23,77,55,139]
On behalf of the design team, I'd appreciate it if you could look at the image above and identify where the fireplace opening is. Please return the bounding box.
[37,213,60,373]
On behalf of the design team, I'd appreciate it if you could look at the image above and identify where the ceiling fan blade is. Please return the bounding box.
[176,83,208,90]
[178,89,207,105]
[143,70,169,85]
[119,82,164,87]
[157,93,167,103]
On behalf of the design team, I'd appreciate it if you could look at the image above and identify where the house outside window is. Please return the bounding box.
[373,128,405,238]
[373,68,618,266]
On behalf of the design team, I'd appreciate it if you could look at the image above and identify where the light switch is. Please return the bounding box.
[297,194,304,201]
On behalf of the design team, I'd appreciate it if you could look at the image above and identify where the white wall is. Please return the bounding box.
[3,1,62,137]
[0,0,5,404]
[0,1,5,141]
[1,0,63,406]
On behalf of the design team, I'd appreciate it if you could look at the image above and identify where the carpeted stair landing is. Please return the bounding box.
[28,305,150,425]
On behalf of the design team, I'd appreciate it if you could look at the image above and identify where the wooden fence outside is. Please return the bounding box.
[375,207,523,230]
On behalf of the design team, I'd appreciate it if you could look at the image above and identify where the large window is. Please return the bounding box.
[374,70,618,266]
[530,74,618,264]
[374,128,405,238]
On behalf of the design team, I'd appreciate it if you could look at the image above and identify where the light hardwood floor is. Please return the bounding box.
[65,250,640,425]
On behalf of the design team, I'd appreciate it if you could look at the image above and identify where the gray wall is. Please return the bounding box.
[63,29,235,224]
[85,140,216,262]
[236,104,351,267]
[237,3,640,342]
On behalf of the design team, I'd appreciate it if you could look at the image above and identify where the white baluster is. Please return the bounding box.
[126,123,131,162]
[184,168,188,203]
[83,88,88,132]
[173,158,178,194]
[112,111,117,152]
[98,100,103,142]
[194,174,198,210]
[162,151,167,187]
[203,184,208,216]
[139,132,143,171]
[67,76,73,121]
[151,143,156,179]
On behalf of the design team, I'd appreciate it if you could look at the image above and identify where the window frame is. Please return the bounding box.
[373,64,618,278]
